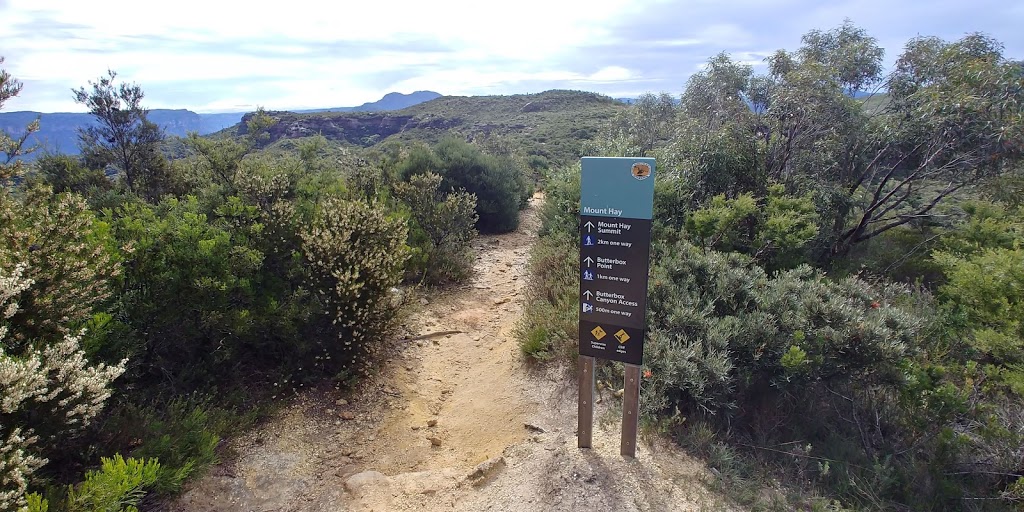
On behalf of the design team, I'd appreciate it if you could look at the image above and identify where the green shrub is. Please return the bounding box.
[643,241,924,420]
[515,164,580,362]
[65,455,159,512]
[25,493,48,512]
[32,154,111,197]
[935,247,1024,394]
[519,326,552,360]
[401,138,528,234]
[393,172,478,284]
[127,401,221,495]
[516,236,578,363]
[536,164,580,238]
[108,196,281,389]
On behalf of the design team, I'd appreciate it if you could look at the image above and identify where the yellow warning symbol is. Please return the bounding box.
[591,326,607,340]
[614,329,630,344]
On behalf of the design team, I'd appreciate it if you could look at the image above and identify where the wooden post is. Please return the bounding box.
[621,364,641,457]
[578,355,595,448]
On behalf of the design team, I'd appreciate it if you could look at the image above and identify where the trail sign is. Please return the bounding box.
[577,157,655,458]
[578,157,655,366]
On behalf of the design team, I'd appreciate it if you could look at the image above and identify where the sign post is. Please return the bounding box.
[577,157,655,458]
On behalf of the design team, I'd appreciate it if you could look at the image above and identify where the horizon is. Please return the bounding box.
[2,0,1023,114]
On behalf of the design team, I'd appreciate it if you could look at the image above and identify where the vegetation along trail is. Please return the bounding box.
[171,194,731,512]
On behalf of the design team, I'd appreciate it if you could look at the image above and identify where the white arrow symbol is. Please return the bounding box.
[583,256,593,267]
[583,290,593,300]
[584,221,595,232]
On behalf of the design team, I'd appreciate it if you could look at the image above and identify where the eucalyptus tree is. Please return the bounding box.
[674,22,1024,263]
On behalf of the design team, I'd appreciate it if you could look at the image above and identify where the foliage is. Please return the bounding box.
[936,247,1024,394]
[107,195,278,389]
[72,71,173,201]
[393,172,478,283]
[301,196,409,361]
[662,23,1024,265]
[516,165,580,362]
[31,155,111,197]
[399,138,529,233]
[643,241,922,418]
[593,92,677,158]
[517,236,578,362]
[1,262,126,512]
[0,186,120,344]
[1,57,38,182]
[65,454,159,512]
[680,184,819,269]
[125,401,221,495]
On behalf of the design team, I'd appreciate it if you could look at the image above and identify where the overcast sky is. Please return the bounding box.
[2,0,1022,113]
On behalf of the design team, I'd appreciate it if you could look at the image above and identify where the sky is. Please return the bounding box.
[1,0,1022,113]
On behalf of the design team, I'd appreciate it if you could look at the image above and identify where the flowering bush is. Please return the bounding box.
[1,261,125,512]
[301,197,409,364]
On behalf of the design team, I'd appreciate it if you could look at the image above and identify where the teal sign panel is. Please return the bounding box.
[580,157,656,220]
[578,157,655,365]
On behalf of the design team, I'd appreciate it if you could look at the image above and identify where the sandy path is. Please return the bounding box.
[170,195,733,512]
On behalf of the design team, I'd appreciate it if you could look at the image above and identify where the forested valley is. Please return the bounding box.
[1,19,1023,512]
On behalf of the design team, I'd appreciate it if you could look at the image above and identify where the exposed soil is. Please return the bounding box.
[170,194,734,512]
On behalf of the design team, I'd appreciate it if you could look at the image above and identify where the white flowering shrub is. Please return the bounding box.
[1,261,125,511]
[301,197,409,366]
[0,186,120,345]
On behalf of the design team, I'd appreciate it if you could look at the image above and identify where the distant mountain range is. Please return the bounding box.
[0,91,442,160]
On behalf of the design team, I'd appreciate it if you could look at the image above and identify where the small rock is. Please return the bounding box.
[488,240,500,246]
[494,298,510,305]
[466,456,506,485]
[524,423,546,433]
[428,436,443,446]
[406,366,413,371]
[411,425,421,430]
[335,399,348,406]
[340,411,356,420]
[614,389,624,398]
[427,419,438,427]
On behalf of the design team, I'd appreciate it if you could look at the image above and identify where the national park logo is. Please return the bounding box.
[631,162,651,180]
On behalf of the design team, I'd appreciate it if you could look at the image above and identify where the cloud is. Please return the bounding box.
[1,0,1021,112]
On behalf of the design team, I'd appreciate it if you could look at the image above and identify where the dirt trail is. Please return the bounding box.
[172,195,732,512]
